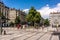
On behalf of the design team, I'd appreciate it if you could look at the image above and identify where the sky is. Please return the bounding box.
[2,0,60,19]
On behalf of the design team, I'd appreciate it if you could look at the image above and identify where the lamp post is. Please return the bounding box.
[0,16,3,35]
[56,24,58,31]
[55,21,59,31]
[0,15,6,35]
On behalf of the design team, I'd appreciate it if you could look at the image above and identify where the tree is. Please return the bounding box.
[26,7,41,26]
[10,22,14,27]
[15,16,20,24]
[34,12,41,23]
[44,19,50,26]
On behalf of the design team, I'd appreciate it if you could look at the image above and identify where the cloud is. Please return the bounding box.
[38,3,60,19]
[52,3,60,12]
[37,4,51,19]
[23,3,60,19]
[23,9,29,14]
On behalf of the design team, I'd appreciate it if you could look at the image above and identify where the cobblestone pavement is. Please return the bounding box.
[0,27,59,40]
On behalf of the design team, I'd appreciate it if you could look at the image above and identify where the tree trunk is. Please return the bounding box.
[32,21,34,26]
[33,21,35,27]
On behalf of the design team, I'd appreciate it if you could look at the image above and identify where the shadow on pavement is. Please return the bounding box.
[52,31,60,40]
[5,33,14,35]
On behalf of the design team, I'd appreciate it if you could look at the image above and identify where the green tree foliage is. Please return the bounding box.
[15,16,20,24]
[44,19,50,26]
[34,12,41,23]
[26,7,41,26]
[10,22,14,27]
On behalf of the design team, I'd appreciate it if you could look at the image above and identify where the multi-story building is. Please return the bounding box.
[49,12,60,27]
[0,1,26,26]
[8,9,26,24]
[0,1,9,26]
[8,8,17,23]
[17,10,26,23]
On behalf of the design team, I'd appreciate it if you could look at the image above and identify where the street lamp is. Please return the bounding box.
[0,15,6,35]
[55,21,59,31]
[0,16,3,35]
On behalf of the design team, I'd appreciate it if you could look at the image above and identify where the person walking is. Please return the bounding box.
[17,24,21,30]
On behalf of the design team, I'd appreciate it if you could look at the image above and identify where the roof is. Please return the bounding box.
[0,0,4,4]
[50,12,60,14]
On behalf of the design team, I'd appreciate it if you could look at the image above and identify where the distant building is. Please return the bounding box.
[49,12,60,27]
[18,10,26,23]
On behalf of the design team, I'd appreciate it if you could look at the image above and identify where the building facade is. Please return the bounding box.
[49,12,60,27]
[8,9,26,24]
[8,8,17,23]
[0,1,26,26]
[0,1,9,26]
[18,10,26,23]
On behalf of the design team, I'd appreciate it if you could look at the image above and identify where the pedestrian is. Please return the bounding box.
[42,25,44,30]
[4,30,6,35]
[17,24,21,29]
[1,29,3,35]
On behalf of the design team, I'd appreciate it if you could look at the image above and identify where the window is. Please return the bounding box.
[0,8,1,12]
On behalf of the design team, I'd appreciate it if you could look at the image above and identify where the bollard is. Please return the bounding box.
[4,30,6,35]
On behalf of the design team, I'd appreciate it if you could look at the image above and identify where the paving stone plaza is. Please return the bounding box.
[0,0,60,40]
[0,27,60,40]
